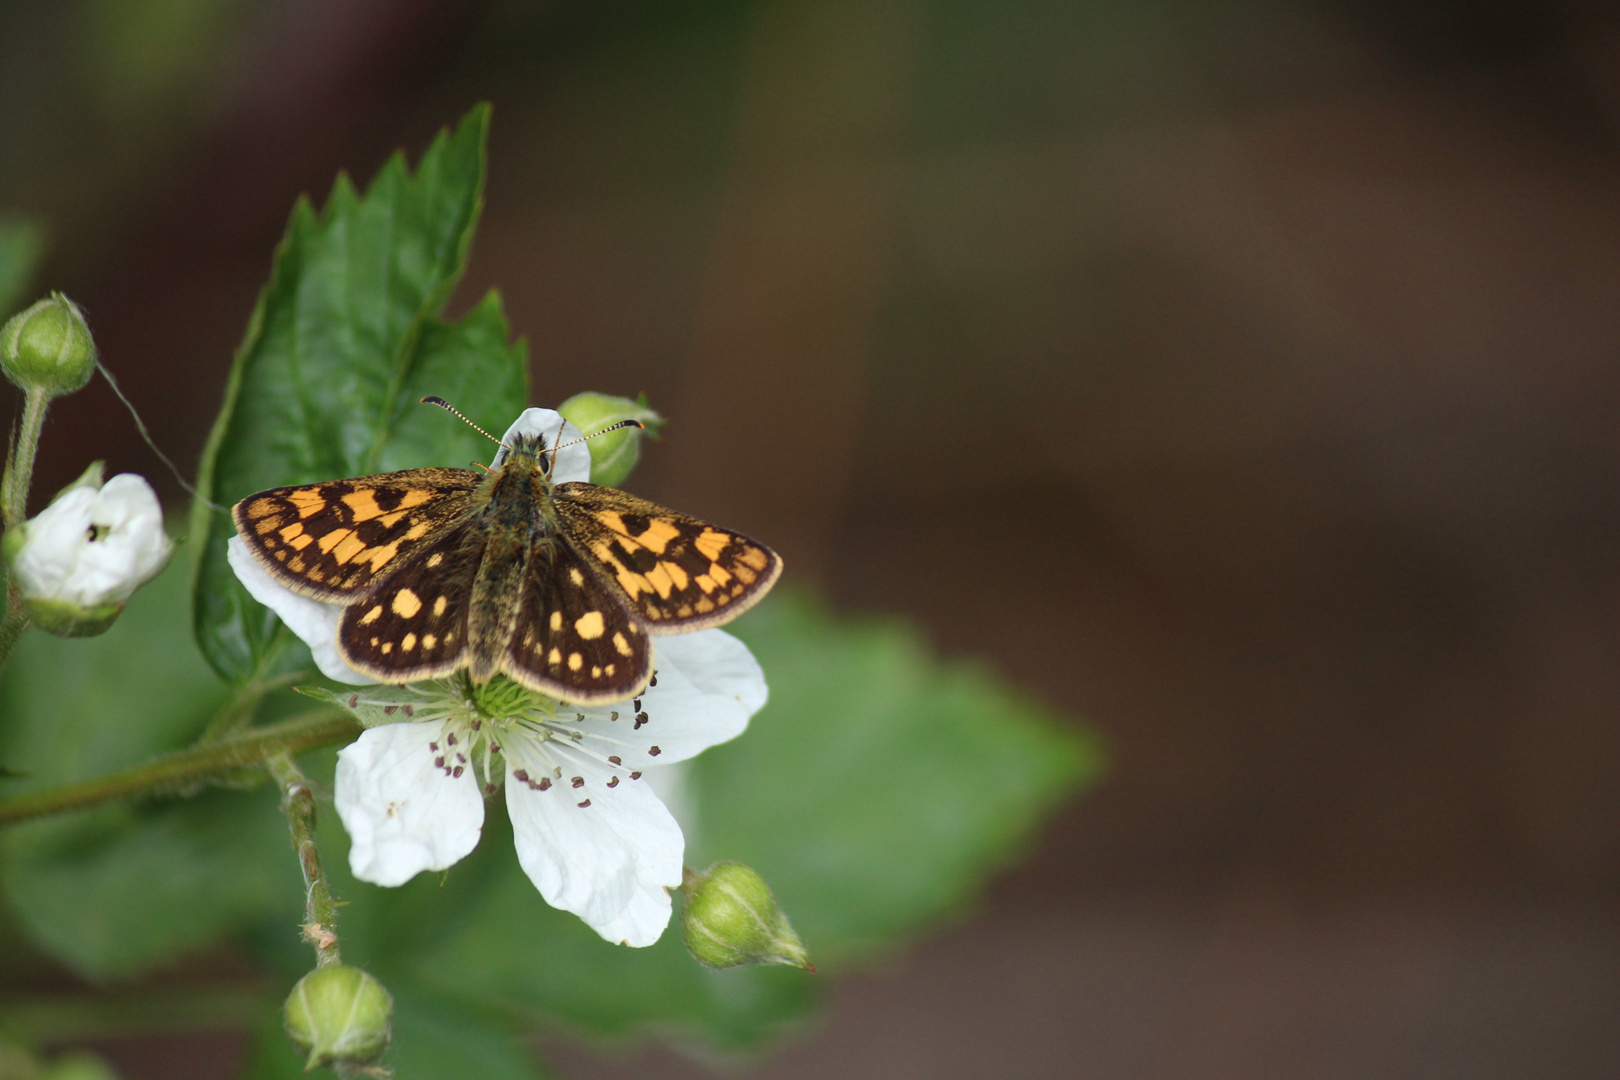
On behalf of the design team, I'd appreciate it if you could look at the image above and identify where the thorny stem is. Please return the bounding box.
[268,751,343,968]
[0,710,359,826]
[0,387,48,671]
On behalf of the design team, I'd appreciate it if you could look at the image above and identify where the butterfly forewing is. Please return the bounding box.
[553,484,782,632]
[336,521,481,682]
[233,468,481,601]
[502,538,653,702]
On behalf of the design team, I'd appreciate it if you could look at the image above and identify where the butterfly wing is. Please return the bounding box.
[552,483,782,632]
[502,537,653,703]
[233,468,481,601]
[335,519,484,683]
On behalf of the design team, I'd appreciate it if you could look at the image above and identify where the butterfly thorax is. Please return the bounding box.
[464,439,562,681]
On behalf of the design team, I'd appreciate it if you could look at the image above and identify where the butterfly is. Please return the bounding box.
[231,403,781,704]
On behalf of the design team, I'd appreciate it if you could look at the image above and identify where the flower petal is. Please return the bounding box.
[505,750,682,946]
[336,723,485,886]
[226,536,372,684]
[12,475,171,607]
[495,408,590,483]
[612,629,765,758]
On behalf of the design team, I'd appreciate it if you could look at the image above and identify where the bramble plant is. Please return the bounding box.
[0,106,1100,1078]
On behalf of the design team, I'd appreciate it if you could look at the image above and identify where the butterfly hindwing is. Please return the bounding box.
[234,468,482,601]
[502,538,653,703]
[552,483,782,632]
[336,521,483,682]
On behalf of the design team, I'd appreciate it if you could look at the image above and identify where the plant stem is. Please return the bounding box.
[1,386,47,528]
[268,751,343,968]
[0,386,48,670]
[0,711,359,827]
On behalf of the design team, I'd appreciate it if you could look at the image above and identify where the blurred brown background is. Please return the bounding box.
[5,0,1620,1076]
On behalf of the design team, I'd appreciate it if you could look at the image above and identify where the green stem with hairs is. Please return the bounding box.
[0,710,359,827]
[0,386,49,670]
[268,751,343,968]
[1,386,47,529]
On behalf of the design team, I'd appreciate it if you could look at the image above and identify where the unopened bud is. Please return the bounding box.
[680,861,812,971]
[558,392,663,487]
[1,292,96,397]
[283,964,393,1071]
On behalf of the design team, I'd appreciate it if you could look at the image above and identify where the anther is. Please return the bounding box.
[648,746,661,756]
[607,777,620,788]
[571,776,584,788]
[608,756,622,765]
[630,771,642,780]
[578,799,591,808]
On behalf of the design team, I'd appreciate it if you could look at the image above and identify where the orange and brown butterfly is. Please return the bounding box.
[229,401,781,704]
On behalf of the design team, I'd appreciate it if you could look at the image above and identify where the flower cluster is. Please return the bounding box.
[230,409,767,946]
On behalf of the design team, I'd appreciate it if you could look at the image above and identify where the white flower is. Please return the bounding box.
[7,470,172,611]
[227,408,769,946]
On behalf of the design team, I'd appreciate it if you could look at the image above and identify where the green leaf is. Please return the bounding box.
[190,104,529,685]
[325,592,1093,1048]
[0,216,44,318]
[0,564,300,980]
[701,593,1102,964]
[2,789,296,981]
[377,812,814,1047]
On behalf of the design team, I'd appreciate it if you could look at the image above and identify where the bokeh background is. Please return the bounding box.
[5,0,1620,1076]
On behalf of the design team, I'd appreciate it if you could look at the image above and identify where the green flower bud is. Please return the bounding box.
[558,392,664,487]
[680,861,813,971]
[1,292,96,397]
[283,964,393,1071]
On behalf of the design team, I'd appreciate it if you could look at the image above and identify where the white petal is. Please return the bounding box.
[494,408,590,483]
[11,475,171,606]
[625,629,764,758]
[505,750,683,946]
[11,487,96,600]
[226,536,373,684]
[336,723,485,886]
[588,884,676,950]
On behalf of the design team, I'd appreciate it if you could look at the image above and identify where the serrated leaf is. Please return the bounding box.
[190,104,529,685]
[700,593,1102,962]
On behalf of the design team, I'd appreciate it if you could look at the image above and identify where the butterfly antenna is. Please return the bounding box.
[420,396,510,451]
[544,419,647,479]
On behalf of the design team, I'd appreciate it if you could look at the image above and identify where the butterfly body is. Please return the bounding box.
[233,432,781,704]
